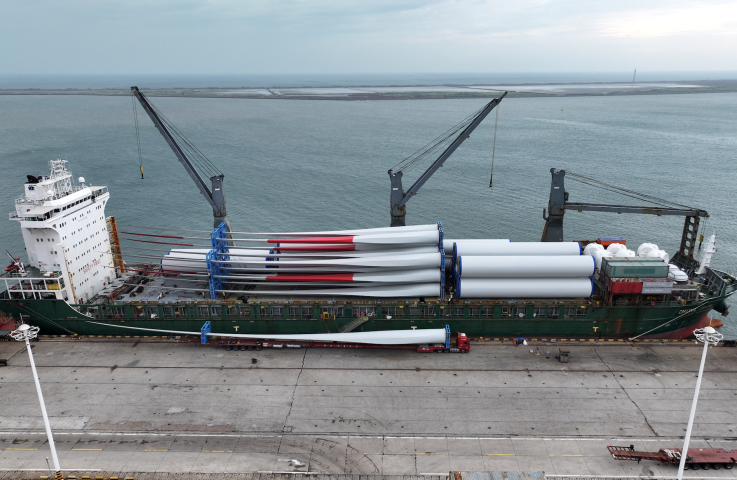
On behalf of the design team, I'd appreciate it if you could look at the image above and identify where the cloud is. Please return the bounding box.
[598,2,737,37]
[2,0,737,73]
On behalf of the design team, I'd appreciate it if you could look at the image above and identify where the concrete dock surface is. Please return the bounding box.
[0,338,736,478]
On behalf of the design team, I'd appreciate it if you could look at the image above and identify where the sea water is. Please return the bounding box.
[1,92,735,336]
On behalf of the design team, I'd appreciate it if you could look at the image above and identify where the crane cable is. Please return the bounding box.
[565,172,698,210]
[144,97,222,178]
[132,88,223,180]
[131,92,144,179]
[488,104,499,187]
[390,103,487,174]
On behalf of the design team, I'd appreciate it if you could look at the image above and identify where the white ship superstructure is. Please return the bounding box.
[9,159,114,303]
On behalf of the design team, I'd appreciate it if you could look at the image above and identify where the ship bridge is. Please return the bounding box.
[7,159,115,304]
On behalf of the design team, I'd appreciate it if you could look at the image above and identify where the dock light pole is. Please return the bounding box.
[676,326,723,480]
[10,324,63,480]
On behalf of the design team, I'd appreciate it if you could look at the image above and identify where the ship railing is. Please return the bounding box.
[608,296,695,307]
[13,186,108,207]
[14,197,46,207]
[1,274,66,301]
[69,304,100,318]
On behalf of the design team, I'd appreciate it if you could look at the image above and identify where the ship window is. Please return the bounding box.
[481,307,494,318]
[225,305,238,317]
[322,306,344,318]
[533,307,547,318]
[576,306,589,317]
[501,306,512,318]
[270,306,284,318]
[135,306,145,318]
[564,307,576,319]
[288,306,312,319]
[355,306,376,318]
[173,306,185,318]
[147,306,159,319]
[514,306,527,318]
[423,306,436,317]
[389,306,404,318]
[547,307,559,319]
[197,305,210,317]
[162,306,173,318]
[238,306,250,317]
[453,307,465,318]
[210,305,222,317]
[469,307,480,318]
[409,306,421,318]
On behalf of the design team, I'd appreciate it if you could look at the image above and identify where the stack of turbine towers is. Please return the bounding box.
[450,240,595,298]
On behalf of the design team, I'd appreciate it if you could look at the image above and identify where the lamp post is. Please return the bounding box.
[676,326,723,480]
[10,324,63,480]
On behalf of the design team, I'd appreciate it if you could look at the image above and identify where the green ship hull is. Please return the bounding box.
[1,292,730,340]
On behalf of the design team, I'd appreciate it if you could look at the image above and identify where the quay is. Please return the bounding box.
[0,338,735,478]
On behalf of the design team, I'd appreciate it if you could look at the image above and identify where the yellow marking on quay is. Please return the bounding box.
[485,453,515,456]
[416,452,447,455]
[202,450,233,453]
[6,447,38,450]
[72,448,103,451]
[143,449,169,452]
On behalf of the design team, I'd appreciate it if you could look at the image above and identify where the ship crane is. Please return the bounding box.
[130,86,229,230]
[541,168,709,265]
[388,92,506,227]
[4,249,25,275]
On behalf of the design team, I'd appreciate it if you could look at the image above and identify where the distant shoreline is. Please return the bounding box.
[2,80,736,100]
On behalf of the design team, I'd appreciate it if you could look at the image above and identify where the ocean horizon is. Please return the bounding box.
[3,71,737,90]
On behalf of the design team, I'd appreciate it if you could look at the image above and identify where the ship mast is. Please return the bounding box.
[130,86,229,230]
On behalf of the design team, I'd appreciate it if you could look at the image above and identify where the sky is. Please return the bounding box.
[2,0,737,75]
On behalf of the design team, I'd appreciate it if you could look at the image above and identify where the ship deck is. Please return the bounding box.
[1,338,736,477]
[99,273,433,304]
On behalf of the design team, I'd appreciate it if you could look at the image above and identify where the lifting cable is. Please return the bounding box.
[146,99,222,179]
[565,172,698,210]
[697,216,708,252]
[131,93,144,179]
[390,103,486,174]
[489,104,499,188]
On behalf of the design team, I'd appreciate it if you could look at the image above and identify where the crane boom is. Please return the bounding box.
[130,86,228,229]
[541,168,708,259]
[388,92,507,226]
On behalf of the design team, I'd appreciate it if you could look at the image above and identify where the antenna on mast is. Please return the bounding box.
[632,69,637,83]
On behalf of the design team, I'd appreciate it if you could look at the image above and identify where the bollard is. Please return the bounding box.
[558,347,570,363]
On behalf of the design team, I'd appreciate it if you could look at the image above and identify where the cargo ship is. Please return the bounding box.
[1,158,733,341]
[1,89,734,341]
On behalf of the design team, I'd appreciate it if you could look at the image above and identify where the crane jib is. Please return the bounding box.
[130,86,228,229]
[388,92,507,226]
